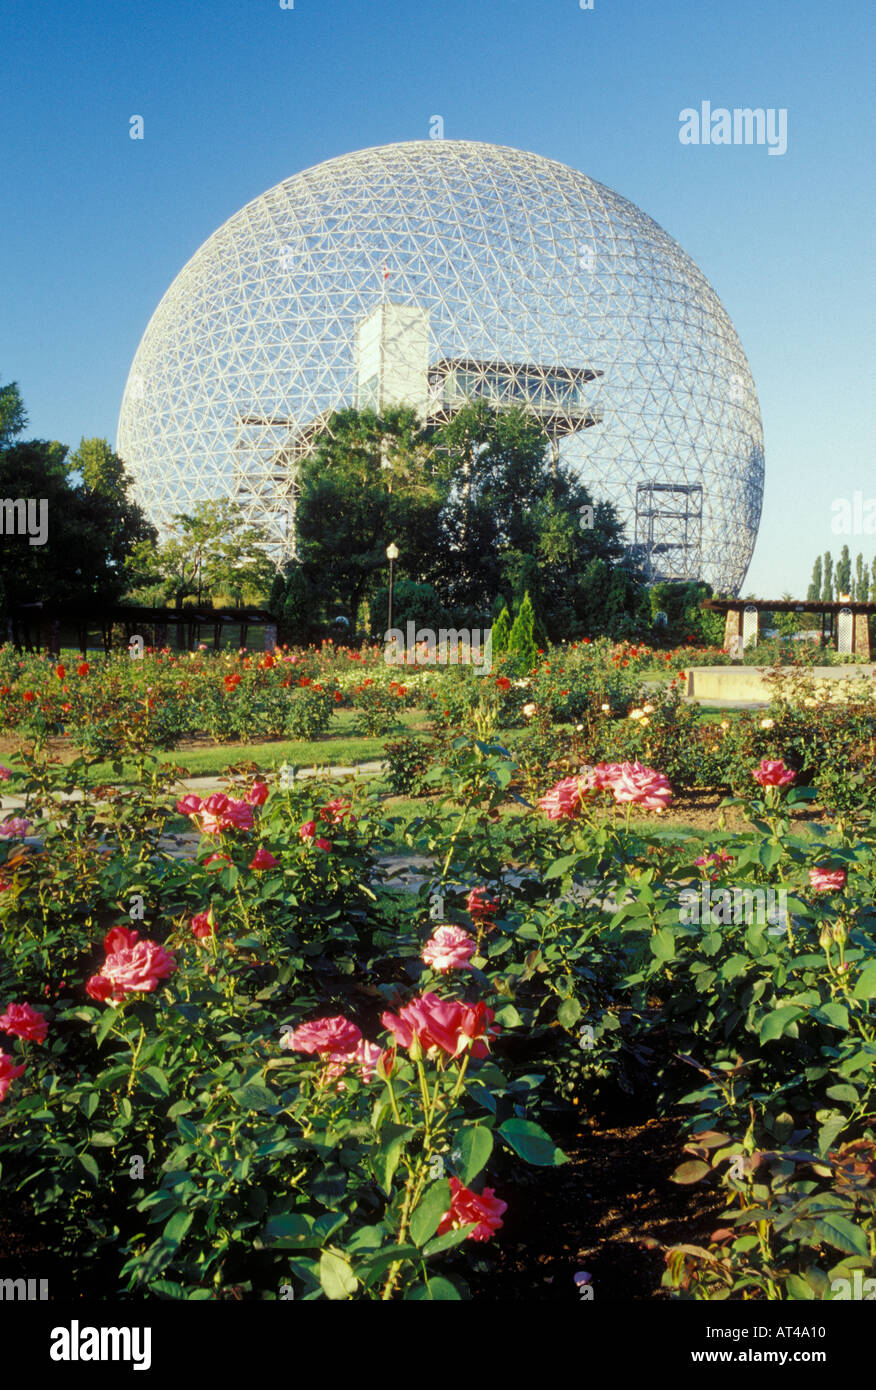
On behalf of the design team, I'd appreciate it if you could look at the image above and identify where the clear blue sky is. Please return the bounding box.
[2,0,874,597]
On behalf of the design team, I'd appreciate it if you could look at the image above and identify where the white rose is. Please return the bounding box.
[760,718,775,730]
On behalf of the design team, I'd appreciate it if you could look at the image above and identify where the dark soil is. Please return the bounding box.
[462,1102,725,1301]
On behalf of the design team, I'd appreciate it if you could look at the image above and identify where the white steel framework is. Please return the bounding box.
[117,139,764,593]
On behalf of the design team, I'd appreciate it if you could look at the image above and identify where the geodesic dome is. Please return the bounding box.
[117,139,764,593]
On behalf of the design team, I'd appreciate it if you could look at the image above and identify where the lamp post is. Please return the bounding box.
[386,542,399,635]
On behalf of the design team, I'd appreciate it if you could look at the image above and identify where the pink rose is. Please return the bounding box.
[608,761,673,812]
[191,909,215,939]
[204,851,232,868]
[381,992,496,1059]
[99,939,176,1000]
[280,1015,362,1055]
[437,1177,507,1243]
[752,758,796,788]
[466,887,499,919]
[0,1049,26,1102]
[809,867,847,893]
[104,925,139,955]
[0,766,11,780]
[582,762,624,790]
[0,817,32,839]
[246,781,270,806]
[85,974,113,1002]
[299,821,317,841]
[0,1001,47,1044]
[323,1038,384,1087]
[695,848,735,879]
[348,1038,383,1082]
[176,794,203,816]
[249,847,279,871]
[220,799,255,832]
[312,837,332,852]
[537,776,586,821]
[320,797,354,824]
[422,926,476,972]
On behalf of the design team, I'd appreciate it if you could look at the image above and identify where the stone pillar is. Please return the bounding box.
[724,606,743,658]
[853,612,871,659]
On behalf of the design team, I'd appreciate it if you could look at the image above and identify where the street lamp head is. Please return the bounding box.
[386,543,399,560]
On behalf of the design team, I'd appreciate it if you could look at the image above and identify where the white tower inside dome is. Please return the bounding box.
[355,302,431,416]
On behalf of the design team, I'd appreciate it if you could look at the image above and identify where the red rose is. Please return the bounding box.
[104,925,139,955]
[752,758,795,788]
[249,847,279,871]
[0,1001,48,1044]
[381,992,496,1059]
[246,781,270,806]
[0,1049,26,1102]
[437,1177,507,1243]
[85,974,114,1002]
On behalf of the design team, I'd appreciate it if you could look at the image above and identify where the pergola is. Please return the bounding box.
[704,598,875,659]
[9,602,278,656]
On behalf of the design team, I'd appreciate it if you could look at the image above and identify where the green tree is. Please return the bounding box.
[822,552,834,603]
[854,553,869,602]
[296,406,447,629]
[491,605,512,654]
[0,433,156,620]
[370,577,448,636]
[126,500,273,608]
[807,555,822,603]
[507,590,539,674]
[836,545,852,598]
[0,380,27,447]
[269,560,312,644]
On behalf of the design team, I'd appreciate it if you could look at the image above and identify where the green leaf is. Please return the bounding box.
[853,964,876,999]
[231,1080,276,1111]
[76,1153,99,1183]
[423,1226,474,1257]
[556,997,582,1029]
[544,854,578,881]
[163,1209,194,1244]
[813,1215,868,1258]
[371,1123,414,1194]
[494,1003,523,1027]
[96,1006,122,1047]
[817,1112,849,1155]
[139,1066,170,1098]
[759,1006,803,1043]
[79,1092,99,1120]
[410,1179,451,1247]
[318,1250,357,1300]
[405,1276,462,1300]
[811,1002,849,1031]
[650,928,676,962]
[671,1160,711,1184]
[825,1084,858,1106]
[785,1273,816,1300]
[498,1118,568,1166]
[358,1245,421,1285]
[255,1214,315,1249]
[454,1125,494,1184]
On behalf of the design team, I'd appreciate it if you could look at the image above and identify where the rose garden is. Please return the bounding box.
[1,635,875,1301]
